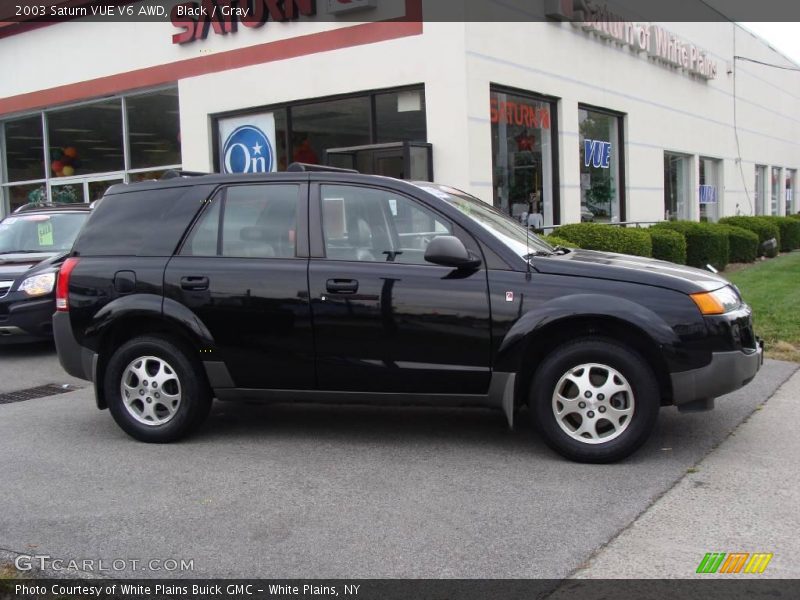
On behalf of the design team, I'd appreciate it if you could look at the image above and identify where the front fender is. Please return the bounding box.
[495,293,680,372]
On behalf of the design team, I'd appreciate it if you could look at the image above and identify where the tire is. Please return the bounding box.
[104,335,212,443]
[529,336,659,463]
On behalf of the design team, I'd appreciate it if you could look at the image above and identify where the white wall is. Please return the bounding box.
[462,20,800,222]
[2,2,799,222]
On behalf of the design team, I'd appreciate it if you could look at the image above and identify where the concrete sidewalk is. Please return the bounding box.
[573,369,800,579]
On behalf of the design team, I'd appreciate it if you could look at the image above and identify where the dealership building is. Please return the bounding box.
[1,0,798,227]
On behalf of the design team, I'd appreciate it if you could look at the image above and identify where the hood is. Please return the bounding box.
[0,251,62,281]
[532,249,729,294]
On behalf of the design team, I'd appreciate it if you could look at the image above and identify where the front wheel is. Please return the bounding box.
[104,335,212,443]
[529,337,660,463]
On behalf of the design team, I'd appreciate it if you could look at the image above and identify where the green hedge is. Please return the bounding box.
[648,228,686,265]
[711,224,759,263]
[550,223,652,257]
[652,222,729,270]
[544,235,578,249]
[761,216,800,251]
[718,216,780,257]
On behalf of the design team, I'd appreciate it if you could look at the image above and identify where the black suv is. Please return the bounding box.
[0,203,91,342]
[54,167,762,462]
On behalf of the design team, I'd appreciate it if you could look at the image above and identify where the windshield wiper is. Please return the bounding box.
[0,250,47,255]
[551,246,572,255]
[523,250,554,259]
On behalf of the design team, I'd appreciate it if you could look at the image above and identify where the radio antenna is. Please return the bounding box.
[525,211,532,277]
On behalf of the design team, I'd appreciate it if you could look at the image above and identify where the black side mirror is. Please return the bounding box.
[424,236,482,270]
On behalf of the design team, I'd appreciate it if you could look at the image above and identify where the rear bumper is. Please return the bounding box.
[53,311,95,382]
[671,341,763,409]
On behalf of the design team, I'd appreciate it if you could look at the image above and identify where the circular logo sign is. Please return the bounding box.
[222,125,274,174]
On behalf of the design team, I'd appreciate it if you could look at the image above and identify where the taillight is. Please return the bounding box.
[56,257,80,312]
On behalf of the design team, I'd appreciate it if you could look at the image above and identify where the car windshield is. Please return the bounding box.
[414,183,555,257]
[0,212,88,254]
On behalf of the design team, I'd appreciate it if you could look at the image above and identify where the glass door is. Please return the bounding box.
[785,170,796,215]
[664,153,691,221]
[699,157,721,222]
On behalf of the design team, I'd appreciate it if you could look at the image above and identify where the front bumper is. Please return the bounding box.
[671,340,764,410]
[0,293,57,342]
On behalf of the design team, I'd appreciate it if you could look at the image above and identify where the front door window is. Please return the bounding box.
[320,184,452,264]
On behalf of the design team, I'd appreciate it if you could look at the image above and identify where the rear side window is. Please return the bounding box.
[73,186,215,257]
[182,184,299,259]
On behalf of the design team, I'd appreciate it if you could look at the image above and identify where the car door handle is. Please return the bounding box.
[180,276,209,291]
[326,279,358,294]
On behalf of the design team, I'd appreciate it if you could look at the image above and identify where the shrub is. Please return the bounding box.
[710,224,759,263]
[544,235,578,249]
[718,216,780,257]
[648,228,686,265]
[760,216,800,251]
[550,223,652,257]
[652,222,729,270]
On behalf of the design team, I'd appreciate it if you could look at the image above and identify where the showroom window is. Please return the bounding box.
[214,86,427,180]
[126,90,182,170]
[785,169,796,215]
[664,152,692,221]
[578,106,625,223]
[699,157,722,222]
[755,165,767,215]
[771,167,782,215]
[1,87,181,215]
[490,86,558,226]
[291,97,371,168]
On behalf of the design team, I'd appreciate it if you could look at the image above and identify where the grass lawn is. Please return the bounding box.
[725,252,800,363]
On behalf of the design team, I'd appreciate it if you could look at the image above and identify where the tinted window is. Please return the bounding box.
[321,185,451,264]
[73,185,215,257]
[182,185,299,259]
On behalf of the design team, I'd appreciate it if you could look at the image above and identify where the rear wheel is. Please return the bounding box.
[105,335,212,442]
[529,337,659,463]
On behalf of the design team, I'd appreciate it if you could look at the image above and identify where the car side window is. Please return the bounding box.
[321,184,452,264]
[182,185,298,258]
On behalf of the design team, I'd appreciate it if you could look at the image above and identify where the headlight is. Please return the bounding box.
[690,286,741,315]
[18,272,56,297]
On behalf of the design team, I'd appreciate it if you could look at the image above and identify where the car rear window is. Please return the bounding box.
[72,185,216,257]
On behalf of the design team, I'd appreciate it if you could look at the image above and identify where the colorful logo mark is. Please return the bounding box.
[696,552,773,574]
[222,126,273,174]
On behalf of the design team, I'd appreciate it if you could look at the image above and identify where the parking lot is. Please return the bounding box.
[0,343,797,579]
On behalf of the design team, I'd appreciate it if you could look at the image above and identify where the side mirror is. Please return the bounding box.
[424,236,482,270]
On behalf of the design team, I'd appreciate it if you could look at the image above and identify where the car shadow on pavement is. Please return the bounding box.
[0,340,54,357]
[185,399,730,466]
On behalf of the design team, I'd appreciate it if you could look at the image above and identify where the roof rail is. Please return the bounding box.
[13,202,88,214]
[160,169,210,180]
[286,162,359,174]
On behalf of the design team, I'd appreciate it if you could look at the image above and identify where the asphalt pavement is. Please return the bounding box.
[0,345,796,579]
